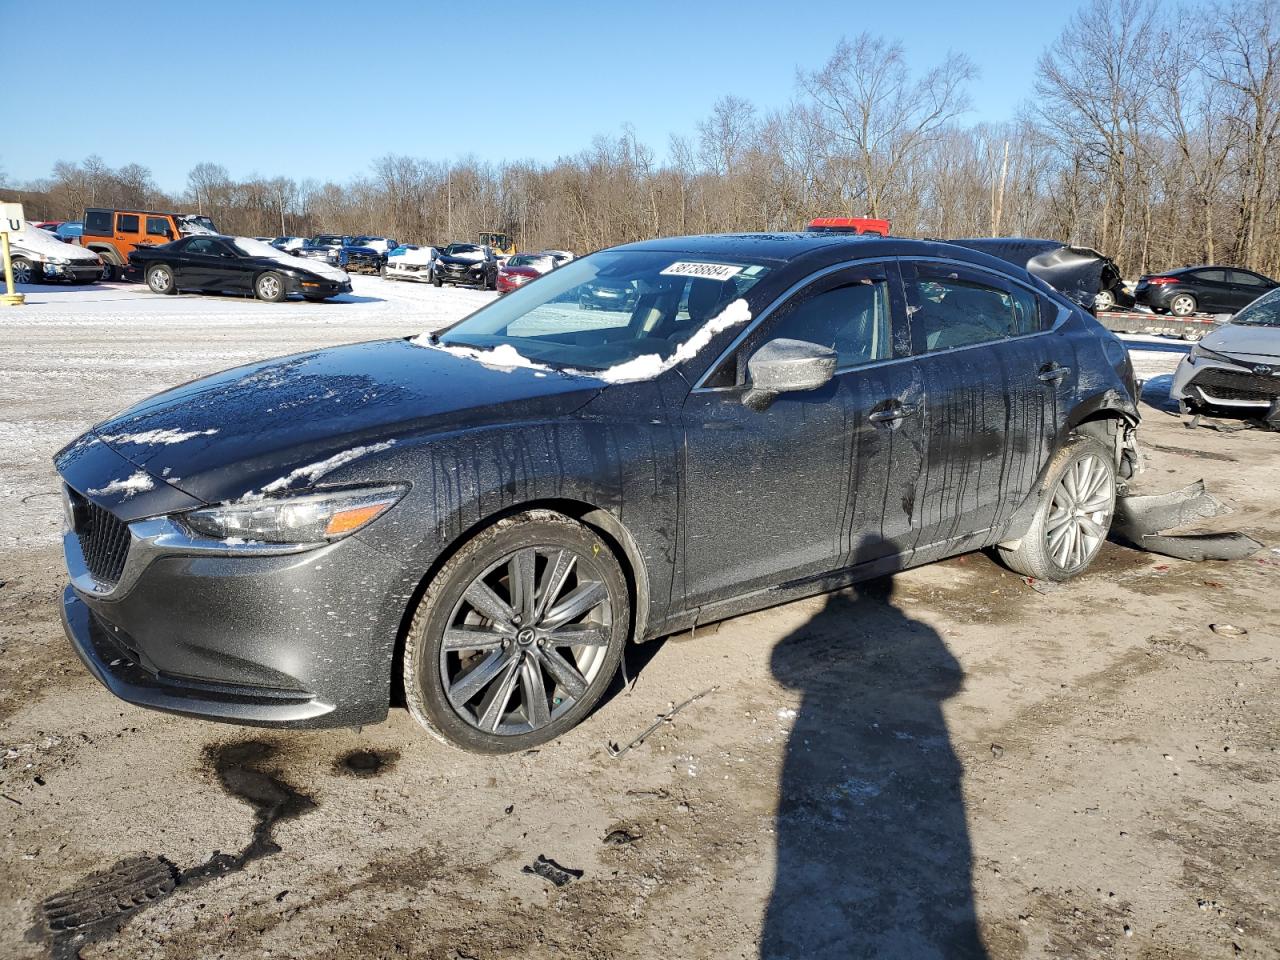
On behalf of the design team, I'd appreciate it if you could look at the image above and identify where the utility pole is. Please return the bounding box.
[992,140,1010,236]
[447,172,453,239]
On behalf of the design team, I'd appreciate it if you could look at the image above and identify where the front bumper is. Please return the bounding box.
[385,264,434,282]
[41,261,102,283]
[58,514,414,728]
[436,265,487,285]
[1171,354,1280,408]
[286,276,352,297]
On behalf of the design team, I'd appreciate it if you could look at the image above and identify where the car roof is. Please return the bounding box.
[613,232,1046,286]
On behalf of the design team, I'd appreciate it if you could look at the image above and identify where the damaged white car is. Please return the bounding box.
[1170,287,1280,416]
[383,245,439,283]
[8,221,103,284]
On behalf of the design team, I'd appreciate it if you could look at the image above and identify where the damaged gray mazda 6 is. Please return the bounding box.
[55,233,1141,752]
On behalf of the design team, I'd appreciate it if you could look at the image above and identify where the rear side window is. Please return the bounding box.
[186,238,215,255]
[1190,269,1226,282]
[146,216,170,238]
[905,268,1039,353]
[768,280,892,369]
[84,210,111,234]
[116,213,139,233]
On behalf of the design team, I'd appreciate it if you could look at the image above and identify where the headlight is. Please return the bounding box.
[1188,344,1235,366]
[50,257,70,266]
[178,485,406,545]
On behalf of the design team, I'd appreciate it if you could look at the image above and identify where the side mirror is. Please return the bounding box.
[743,338,837,411]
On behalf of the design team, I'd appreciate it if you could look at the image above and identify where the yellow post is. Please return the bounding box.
[1,231,26,307]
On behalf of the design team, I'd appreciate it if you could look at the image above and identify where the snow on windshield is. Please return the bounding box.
[415,298,753,384]
[232,237,350,282]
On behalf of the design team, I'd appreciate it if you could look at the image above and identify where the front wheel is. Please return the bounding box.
[1169,293,1198,317]
[996,435,1117,581]
[146,264,176,295]
[1093,289,1116,312]
[11,257,36,284]
[255,271,287,302]
[403,510,630,753]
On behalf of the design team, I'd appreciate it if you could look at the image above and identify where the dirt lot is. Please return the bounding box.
[1,279,1277,959]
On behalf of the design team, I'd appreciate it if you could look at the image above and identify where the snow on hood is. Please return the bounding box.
[412,298,753,384]
[11,221,99,262]
[99,427,218,446]
[443,248,485,262]
[232,237,350,282]
[87,471,155,499]
[240,440,398,501]
[393,246,437,264]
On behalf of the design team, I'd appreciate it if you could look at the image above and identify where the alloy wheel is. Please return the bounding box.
[1044,453,1114,571]
[1094,289,1115,311]
[148,268,171,293]
[12,259,32,284]
[258,275,281,300]
[1170,294,1196,317]
[440,545,613,736]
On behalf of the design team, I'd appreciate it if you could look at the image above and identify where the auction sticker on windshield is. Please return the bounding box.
[660,261,744,281]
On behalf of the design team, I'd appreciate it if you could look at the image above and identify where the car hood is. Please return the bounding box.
[1202,322,1280,359]
[62,338,602,509]
[13,223,100,263]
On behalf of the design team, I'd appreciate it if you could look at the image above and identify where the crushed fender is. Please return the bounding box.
[1113,480,1263,562]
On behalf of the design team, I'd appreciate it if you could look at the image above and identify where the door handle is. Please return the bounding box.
[1038,364,1070,382]
[868,402,917,425]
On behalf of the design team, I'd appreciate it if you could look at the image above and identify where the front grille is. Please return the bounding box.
[1190,367,1280,402]
[70,489,131,586]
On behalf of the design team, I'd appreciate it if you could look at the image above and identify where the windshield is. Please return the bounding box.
[438,249,772,372]
[508,255,551,268]
[1231,288,1280,326]
[446,243,482,255]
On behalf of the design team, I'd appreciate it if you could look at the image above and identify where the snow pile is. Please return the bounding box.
[87,471,155,499]
[100,427,218,445]
[232,237,350,282]
[248,440,398,499]
[423,341,558,373]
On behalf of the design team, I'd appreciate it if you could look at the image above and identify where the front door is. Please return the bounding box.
[679,261,924,612]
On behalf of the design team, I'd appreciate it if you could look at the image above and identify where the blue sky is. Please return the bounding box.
[7,0,1076,192]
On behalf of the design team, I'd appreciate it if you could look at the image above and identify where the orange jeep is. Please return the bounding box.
[79,208,219,280]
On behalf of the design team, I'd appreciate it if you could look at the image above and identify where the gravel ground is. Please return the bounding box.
[1,278,1276,959]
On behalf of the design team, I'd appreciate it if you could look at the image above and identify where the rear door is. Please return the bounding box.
[1186,269,1231,312]
[898,259,1062,557]
[679,261,924,611]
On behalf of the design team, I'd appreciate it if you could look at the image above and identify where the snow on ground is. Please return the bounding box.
[3,275,495,547]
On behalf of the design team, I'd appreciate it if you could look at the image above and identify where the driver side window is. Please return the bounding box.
[767,279,892,370]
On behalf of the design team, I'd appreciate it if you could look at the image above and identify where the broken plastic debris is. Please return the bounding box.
[606,686,718,759]
[1112,480,1263,562]
[521,855,583,887]
[602,829,640,846]
[1209,623,1248,637]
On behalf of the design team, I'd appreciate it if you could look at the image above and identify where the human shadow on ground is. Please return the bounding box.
[762,539,988,959]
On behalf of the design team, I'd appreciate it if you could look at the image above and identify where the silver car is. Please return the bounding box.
[1171,288,1280,413]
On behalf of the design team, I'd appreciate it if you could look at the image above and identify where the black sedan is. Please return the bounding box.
[129,236,353,302]
[432,242,498,289]
[1135,265,1277,316]
[56,232,1140,753]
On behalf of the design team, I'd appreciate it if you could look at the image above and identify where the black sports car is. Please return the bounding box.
[432,242,498,289]
[128,235,353,302]
[57,232,1140,753]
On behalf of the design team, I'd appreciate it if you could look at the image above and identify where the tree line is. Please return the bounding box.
[6,0,1278,278]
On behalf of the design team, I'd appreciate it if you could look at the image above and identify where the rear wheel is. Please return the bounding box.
[997,435,1117,582]
[1093,289,1116,312]
[11,257,36,284]
[403,510,630,753]
[146,264,176,295]
[1170,293,1198,317]
[255,271,286,303]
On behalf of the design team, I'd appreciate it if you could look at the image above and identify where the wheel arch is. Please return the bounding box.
[85,242,121,263]
[387,496,651,709]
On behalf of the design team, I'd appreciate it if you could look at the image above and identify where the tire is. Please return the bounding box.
[403,509,631,753]
[99,260,116,282]
[1093,289,1116,312]
[255,271,287,303]
[996,435,1117,582]
[145,264,176,295]
[11,257,36,285]
[379,265,387,278]
[1169,293,1198,317]
[432,274,443,288]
